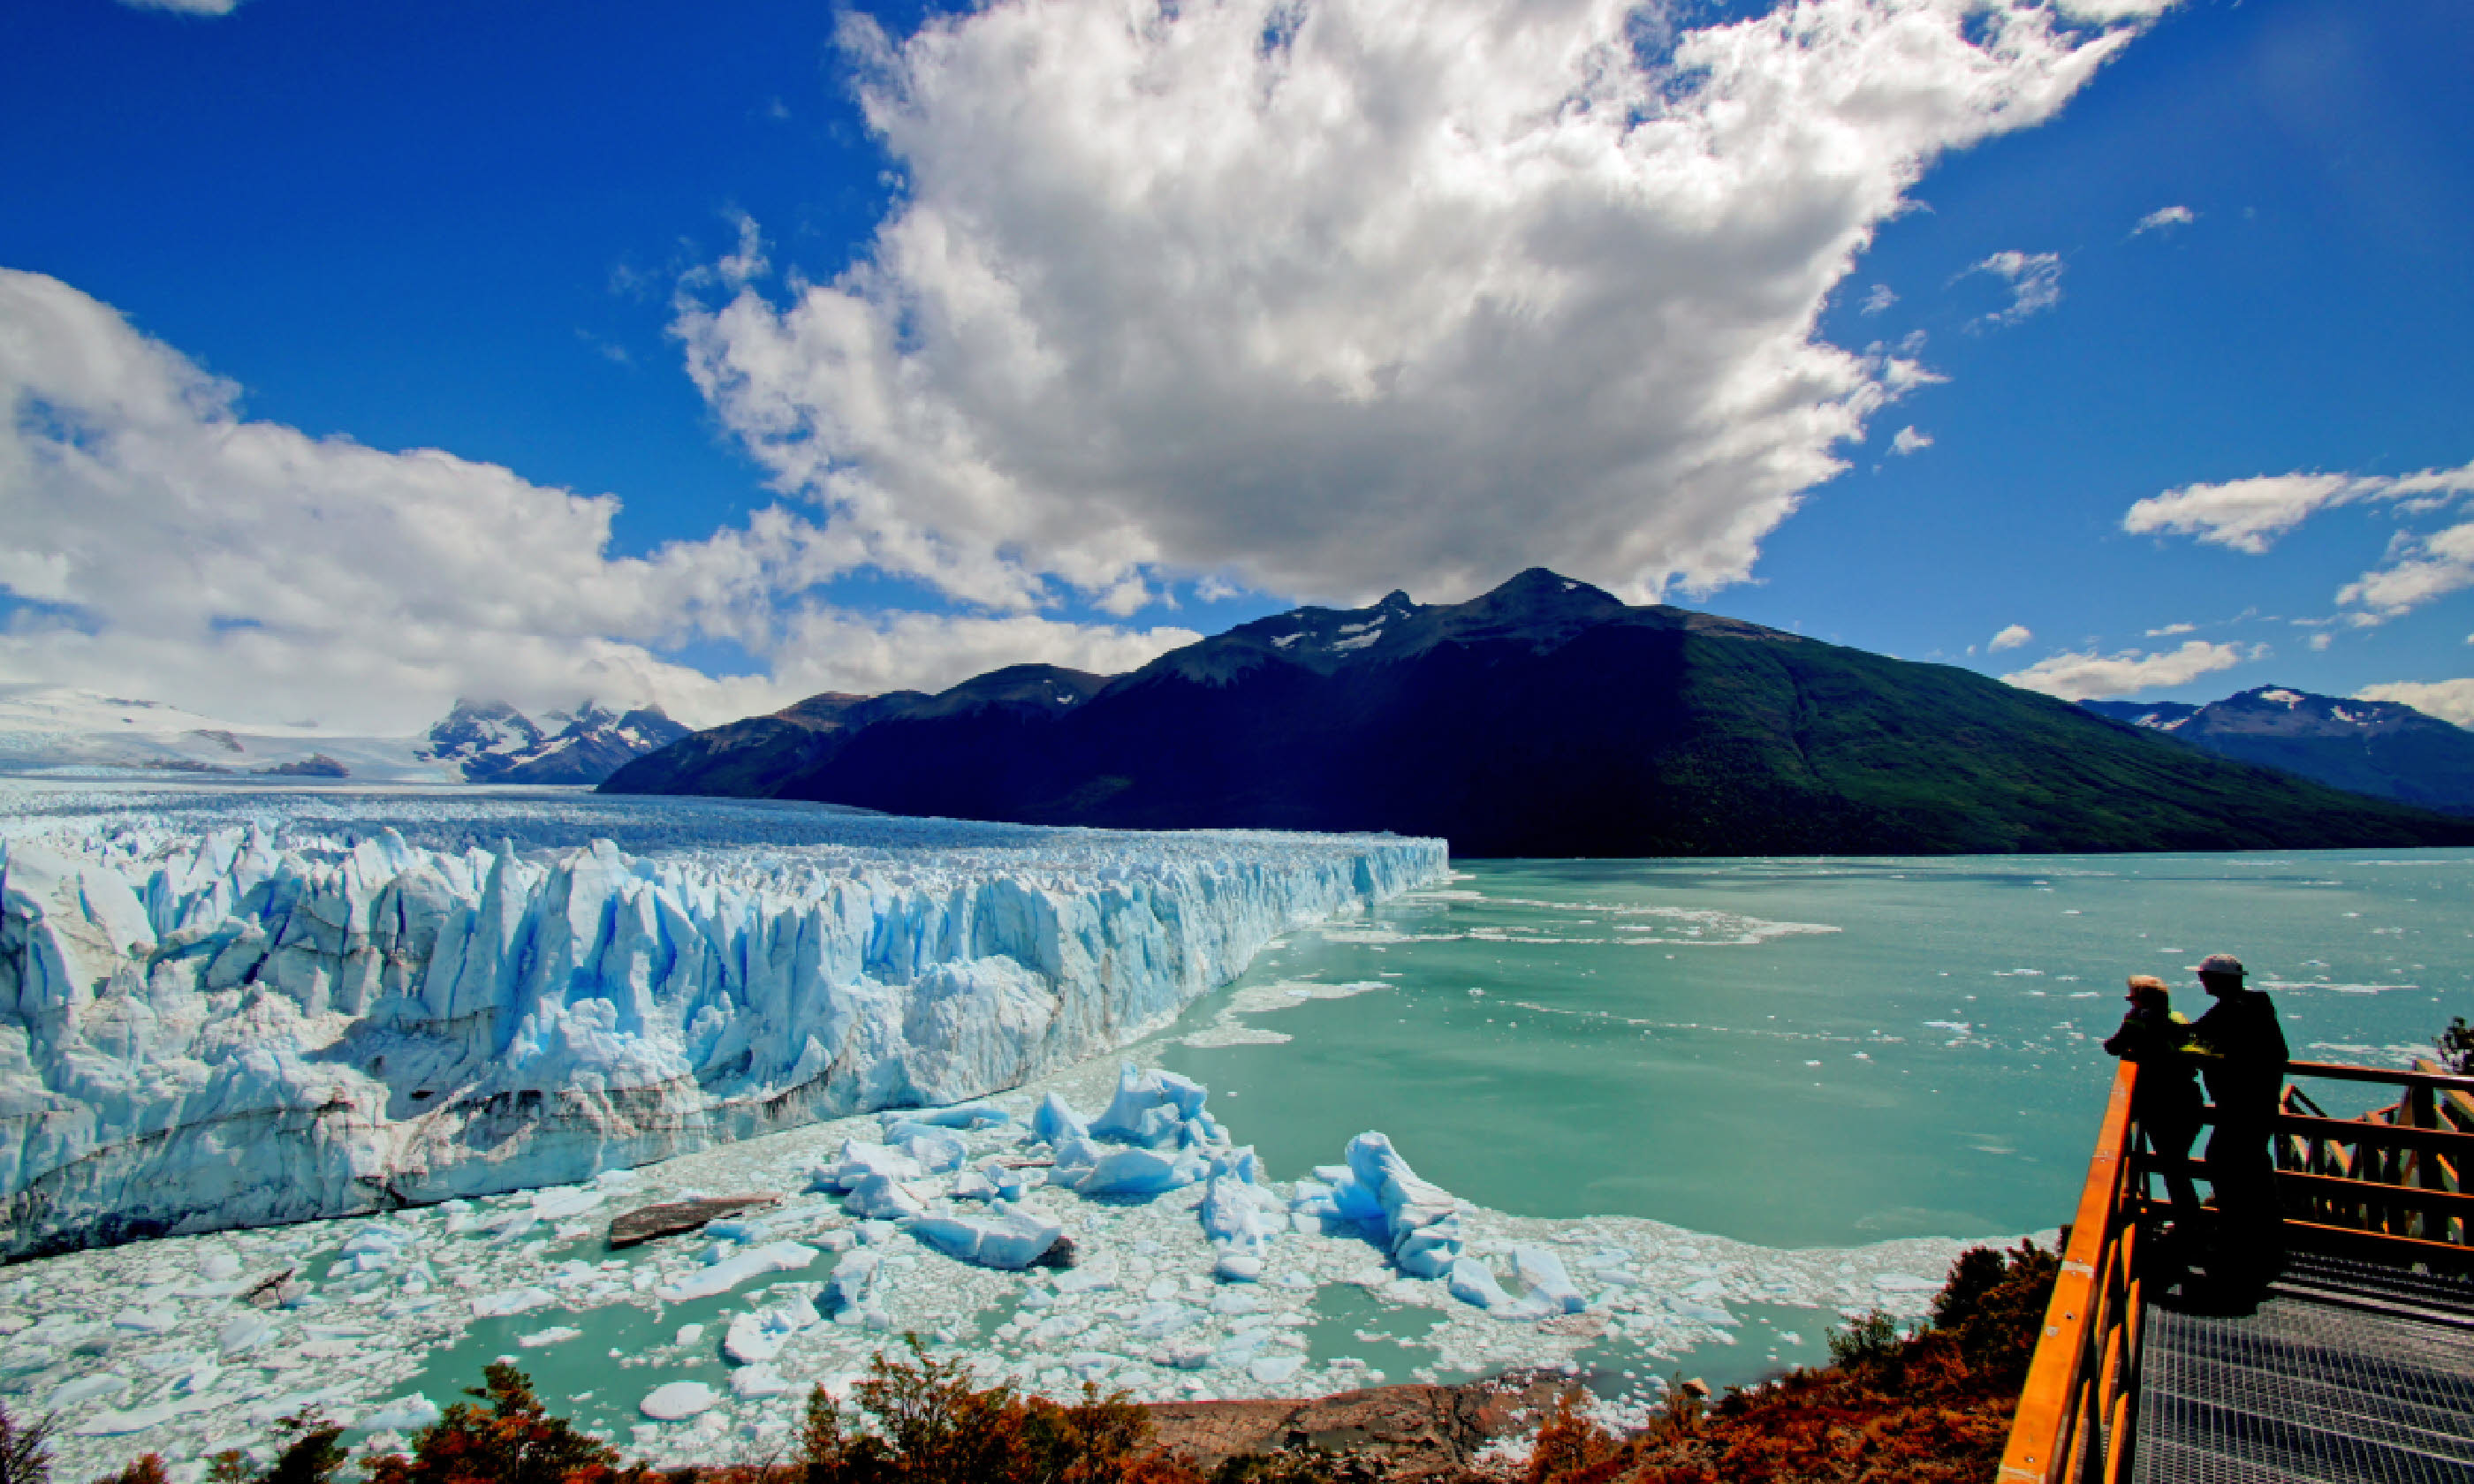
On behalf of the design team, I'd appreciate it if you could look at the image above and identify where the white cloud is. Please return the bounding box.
[2144,622,2196,636]
[678,0,2156,610]
[1889,426,1933,456]
[1987,623,2033,652]
[2121,458,2474,620]
[0,270,1195,731]
[1860,284,1898,315]
[2337,519,2474,617]
[117,0,239,13]
[2131,204,2196,235]
[2121,460,2474,555]
[2001,640,2257,700]
[2355,680,2474,731]
[2308,632,2331,652]
[1962,250,2065,329]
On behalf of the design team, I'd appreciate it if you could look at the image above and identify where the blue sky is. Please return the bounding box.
[3,0,2470,731]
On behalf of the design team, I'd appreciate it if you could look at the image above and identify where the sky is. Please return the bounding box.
[3,0,2470,732]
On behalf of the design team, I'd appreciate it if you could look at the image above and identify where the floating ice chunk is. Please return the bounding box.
[888,1128,968,1173]
[1508,1246,1587,1315]
[841,1172,928,1222]
[730,1364,793,1399]
[1074,1147,1205,1198]
[517,1327,581,1349]
[1091,1065,1218,1148]
[472,1286,557,1318]
[814,1140,926,1192]
[1032,1094,1089,1147]
[676,1325,706,1347]
[216,1314,273,1357]
[1053,1265,1117,1296]
[910,1209,1063,1270]
[1447,1258,1518,1313]
[1214,1252,1264,1283]
[1327,1132,1463,1277]
[899,1102,1012,1130]
[1209,1289,1259,1316]
[640,1382,717,1420]
[1248,1355,1305,1386]
[1130,1302,1201,1338]
[198,1252,242,1282]
[528,1187,604,1222]
[655,1241,817,1303]
[824,1251,882,1316]
[47,1374,131,1410]
[358,1396,444,1432]
[112,1307,178,1333]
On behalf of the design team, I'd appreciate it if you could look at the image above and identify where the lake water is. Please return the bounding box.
[1159,850,2474,1249]
[9,850,2467,1475]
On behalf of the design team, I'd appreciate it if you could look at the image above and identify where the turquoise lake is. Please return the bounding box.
[1157,850,2474,1249]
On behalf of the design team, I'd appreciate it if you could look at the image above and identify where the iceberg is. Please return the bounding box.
[652,1240,817,1303]
[908,1208,1064,1269]
[0,789,1443,1256]
[1327,1132,1464,1278]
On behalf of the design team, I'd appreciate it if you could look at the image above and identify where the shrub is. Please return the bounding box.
[2437,1016,2473,1076]
[1823,1310,1901,1371]
[87,1457,170,1484]
[1,1406,54,1484]
[364,1364,635,1484]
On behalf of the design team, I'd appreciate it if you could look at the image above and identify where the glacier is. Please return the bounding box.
[0,784,1444,1257]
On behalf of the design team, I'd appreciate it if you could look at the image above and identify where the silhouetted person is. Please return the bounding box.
[2184,952,2288,1243]
[2104,974,2201,1223]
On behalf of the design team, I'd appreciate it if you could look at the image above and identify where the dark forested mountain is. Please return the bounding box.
[603,571,2474,856]
[2082,685,2474,816]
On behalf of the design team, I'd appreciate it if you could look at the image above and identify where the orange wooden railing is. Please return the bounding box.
[2000,1056,2474,1484]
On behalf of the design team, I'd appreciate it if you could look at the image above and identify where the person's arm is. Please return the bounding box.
[2102,1013,2138,1057]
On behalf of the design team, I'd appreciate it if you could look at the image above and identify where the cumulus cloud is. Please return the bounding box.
[2122,460,2474,555]
[1988,623,2033,652]
[2356,679,2474,731]
[678,0,2157,610]
[0,270,1195,731]
[2131,204,2195,235]
[1962,250,2065,329]
[2121,458,2474,620]
[2001,640,2258,700]
[1889,426,1933,456]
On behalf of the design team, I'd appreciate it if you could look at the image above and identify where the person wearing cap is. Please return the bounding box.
[2103,975,2202,1222]
[2182,952,2289,1240]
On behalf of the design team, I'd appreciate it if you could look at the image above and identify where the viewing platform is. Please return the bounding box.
[2002,1058,2474,1483]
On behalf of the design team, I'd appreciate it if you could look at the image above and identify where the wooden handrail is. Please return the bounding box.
[2000,1060,2137,1484]
[2280,1059,2474,1094]
[2268,1111,2474,1156]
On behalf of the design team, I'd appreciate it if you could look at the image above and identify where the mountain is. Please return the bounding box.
[0,686,687,785]
[604,570,2474,856]
[2082,685,2474,816]
[417,699,691,784]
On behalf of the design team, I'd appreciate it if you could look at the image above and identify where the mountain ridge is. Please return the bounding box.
[604,571,2474,856]
[2081,684,2474,816]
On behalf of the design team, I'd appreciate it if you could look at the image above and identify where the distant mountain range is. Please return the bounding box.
[2081,685,2474,817]
[603,569,2474,856]
[0,687,685,784]
[414,699,690,784]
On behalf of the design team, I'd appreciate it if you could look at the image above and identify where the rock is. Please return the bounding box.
[607,1195,779,1248]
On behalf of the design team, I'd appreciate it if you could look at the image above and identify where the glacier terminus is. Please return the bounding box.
[0,784,1446,1258]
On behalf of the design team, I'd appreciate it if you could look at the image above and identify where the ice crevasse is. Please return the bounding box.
[0,792,1445,1257]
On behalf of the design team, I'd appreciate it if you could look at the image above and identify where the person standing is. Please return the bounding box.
[2103,975,2202,1223]
[2183,952,2288,1241]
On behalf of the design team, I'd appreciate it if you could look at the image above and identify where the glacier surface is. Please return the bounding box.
[0,784,1444,1256]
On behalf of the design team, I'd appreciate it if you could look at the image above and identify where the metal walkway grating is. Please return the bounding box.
[2129,1245,2474,1483]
